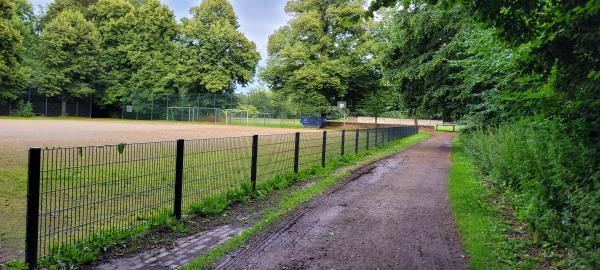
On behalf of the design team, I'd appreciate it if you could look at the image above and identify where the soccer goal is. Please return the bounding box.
[167,107,218,122]
[225,109,249,125]
[256,112,271,126]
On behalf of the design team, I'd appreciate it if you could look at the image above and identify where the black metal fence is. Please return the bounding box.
[25,126,418,268]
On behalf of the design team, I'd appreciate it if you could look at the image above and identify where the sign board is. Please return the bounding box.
[337,101,346,109]
[126,105,133,113]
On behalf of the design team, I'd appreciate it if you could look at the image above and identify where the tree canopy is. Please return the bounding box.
[180,0,260,94]
[34,9,100,116]
[0,0,29,104]
[261,0,383,115]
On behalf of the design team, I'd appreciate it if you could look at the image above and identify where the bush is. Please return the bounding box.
[462,120,599,267]
[15,100,34,117]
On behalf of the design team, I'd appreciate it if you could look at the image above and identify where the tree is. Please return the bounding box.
[261,0,383,114]
[360,89,394,125]
[88,0,135,105]
[180,0,260,94]
[0,0,28,104]
[35,9,100,116]
[124,0,179,111]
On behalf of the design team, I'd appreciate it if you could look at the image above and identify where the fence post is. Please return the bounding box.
[174,139,184,220]
[26,147,41,270]
[321,131,327,167]
[294,132,300,173]
[251,135,258,191]
[341,130,346,156]
[355,129,359,154]
[366,129,370,150]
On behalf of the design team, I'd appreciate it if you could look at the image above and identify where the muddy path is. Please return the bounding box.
[216,132,466,270]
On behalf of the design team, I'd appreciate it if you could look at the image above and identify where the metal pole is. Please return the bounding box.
[293,132,300,173]
[321,131,327,167]
[341,130,346,156]
[355,129,359,154]
[151,95,154,121]
[25,147,41,270]
[174,139,184,219]
[89,94,93,118]
[250,135,258,191]
[45,97,48,117]
[366,128,370,150]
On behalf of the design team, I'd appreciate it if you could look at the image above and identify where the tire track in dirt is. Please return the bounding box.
[216,132,466,270]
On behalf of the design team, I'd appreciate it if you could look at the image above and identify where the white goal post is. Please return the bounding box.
[167,107,218,122]
[225,109,249,125]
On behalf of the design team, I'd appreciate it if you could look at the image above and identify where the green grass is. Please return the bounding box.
[435,124,465,132]
[450,136,538,269]
[181,132,429,270]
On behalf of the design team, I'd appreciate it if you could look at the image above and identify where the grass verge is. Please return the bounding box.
[449,136,540,269]
[181,132,430,270]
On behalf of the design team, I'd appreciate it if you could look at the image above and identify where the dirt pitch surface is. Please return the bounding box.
[0,119,306,163]
[216,132,467,270]
[0,119,306,262]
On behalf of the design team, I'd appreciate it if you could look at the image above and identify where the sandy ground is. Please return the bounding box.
[0,119,306,262]
[216,132,467,269]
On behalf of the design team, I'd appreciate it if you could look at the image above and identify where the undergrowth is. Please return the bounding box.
[461,120,599,268]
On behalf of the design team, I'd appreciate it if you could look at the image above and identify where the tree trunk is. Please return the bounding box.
[61,95,67,117]
[413,118,418,127]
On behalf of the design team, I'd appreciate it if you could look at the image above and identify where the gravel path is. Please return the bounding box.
[216,132,467,269]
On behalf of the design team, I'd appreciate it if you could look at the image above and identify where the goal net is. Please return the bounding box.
[256,112,271,126]
[225,109,249,125]
[167,107,218,122]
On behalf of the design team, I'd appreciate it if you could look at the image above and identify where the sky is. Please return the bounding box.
[29,0,291,91]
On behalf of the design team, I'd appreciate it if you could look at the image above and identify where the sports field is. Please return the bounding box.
[0,118,306,262]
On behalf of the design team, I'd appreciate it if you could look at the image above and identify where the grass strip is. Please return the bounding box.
[449,136,540,269]
[181,132,429,270]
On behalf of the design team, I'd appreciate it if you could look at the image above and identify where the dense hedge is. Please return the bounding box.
[462,120,599,267]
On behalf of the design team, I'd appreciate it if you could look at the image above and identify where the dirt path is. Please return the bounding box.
[216,132,466,270]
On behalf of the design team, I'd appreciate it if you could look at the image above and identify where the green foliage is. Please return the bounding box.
[34,9,101,116]
[15,100,33,117]
[124,0,179,109]
[236,104,258,118]
[88,0,135,105]
[180,0,260,94]
[261,0,383,113]
[450,137,541,269]
[462,121,599,268]
[0,0,29,105]
[359,89,394,122]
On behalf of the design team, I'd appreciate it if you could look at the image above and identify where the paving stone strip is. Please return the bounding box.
[94,224,245,270]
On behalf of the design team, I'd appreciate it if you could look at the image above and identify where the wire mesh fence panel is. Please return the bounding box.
[298,132,323,171]
[256,134,295,184]
[27,125,420,265]
[38,141,176,259]
[182,137,253,208]
[358,129,368,152]
[324,131,343,165]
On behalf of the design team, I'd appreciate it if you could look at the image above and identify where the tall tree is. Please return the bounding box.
[0,0,29,104]
[88,0,135,105]
[124,0,179,111]
[35,9,100,116]
[261,0,383,115]
[180,0,260,94]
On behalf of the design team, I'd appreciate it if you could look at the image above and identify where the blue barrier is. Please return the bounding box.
[300,117,325,128]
